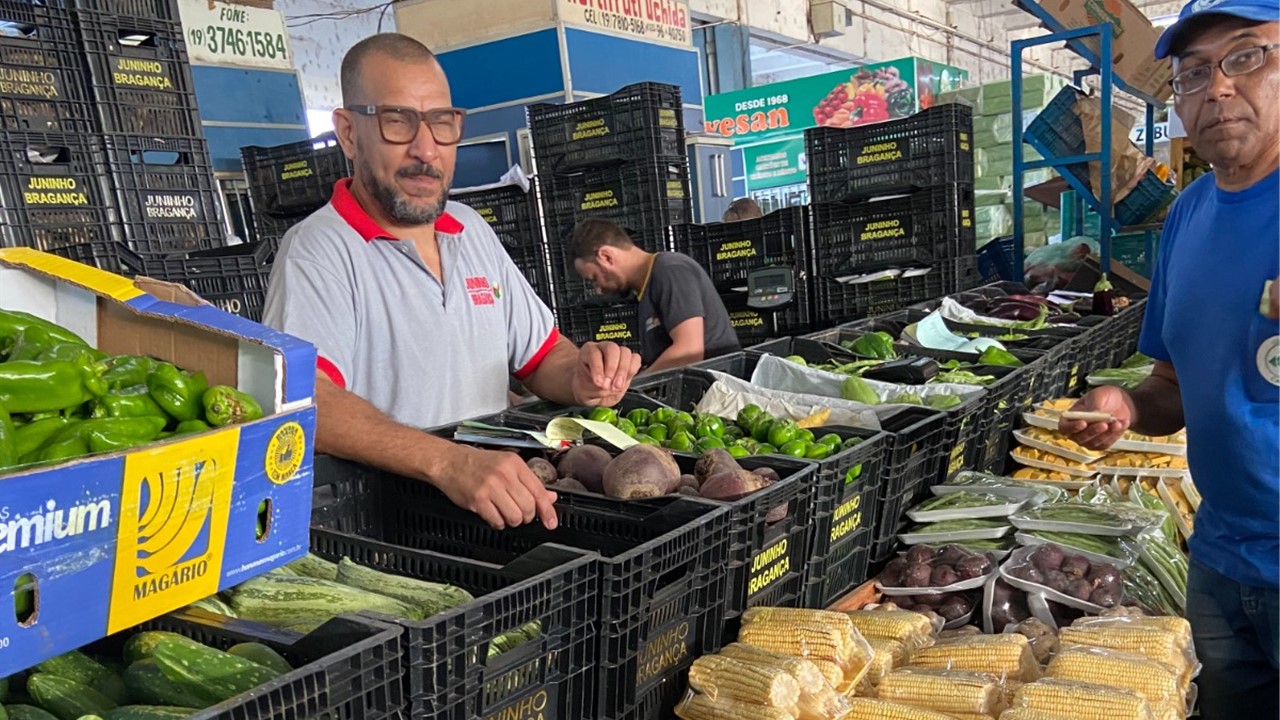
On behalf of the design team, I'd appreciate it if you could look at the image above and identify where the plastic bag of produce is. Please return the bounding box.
[1023,238,1098,291]
[982,574,1032,634]
[876,667,1009,717]
[899,518,1013,546]
[1011,503,1166,537]
[1009,677,1160,720]
[908,632,1041,683]
[749,354,985,417]
[879,544,998,596]
[843,698,962,720]
[1046,645,1192,717]
[935,471,1067,505]
[674,690,796,720]
[999,544,1126,612]
[738,607,876,693]
[1007,617,1059,665]
[716,643,853,719]
[1064,615,1200,687]
[907,491,1027,522]
[860,638,906,689]
[845,606,938,655]
[694,373,882,429]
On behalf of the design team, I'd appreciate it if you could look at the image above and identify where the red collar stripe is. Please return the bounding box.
[513,328,561,381]
[316,356,347,389]
[329,178,465,241]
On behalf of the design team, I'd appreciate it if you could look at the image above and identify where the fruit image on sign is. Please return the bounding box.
[813,66,916,128]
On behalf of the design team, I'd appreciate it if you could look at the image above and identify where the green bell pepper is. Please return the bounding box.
[102,355,158,390]
[0,401,16,470]
[13,417,73,459]
[46,416,167,456]
[0,309,88,349]
[37,342,109,365]
[6,326,56,362]
[37,435,90,464]
[849,331,897,360]
[202,385,264,427]
[92,384,170,421]
[174,419,211,435]
[0,358,108,414]
[147,363,209,422]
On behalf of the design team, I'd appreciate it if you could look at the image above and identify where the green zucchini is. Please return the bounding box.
[26,674,117,720]
[122,660,213,709]
[185,595,235,618]
[122,633,202,666]
[152,642,279,704]
[34,653,127,705]
[227,573,423,627]
[225,643,292,675]
[1,674,9,702]
[0,704,7,720]
[6,706,59,720]
[335,558,474,617]
[286,553,340,581]
[103,708,200,720]
[488,621,542,659]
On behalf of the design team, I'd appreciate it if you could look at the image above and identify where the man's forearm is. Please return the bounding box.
[642,344,703,374]
[518,338,580,405]
[314,375,454,484]
[1128,372,1185,437]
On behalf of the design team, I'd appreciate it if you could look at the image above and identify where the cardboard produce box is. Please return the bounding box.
[1034,0,1173,103]
[0,248,317,676]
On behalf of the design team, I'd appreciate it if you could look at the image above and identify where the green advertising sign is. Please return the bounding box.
[743,137,808,190]
[703,57,973,145]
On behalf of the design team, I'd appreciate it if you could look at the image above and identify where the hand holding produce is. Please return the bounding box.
[570,341,641,408]
[1058,385,1136,451]
[437,444,559,530]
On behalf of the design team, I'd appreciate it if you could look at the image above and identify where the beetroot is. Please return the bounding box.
[903,563,933,587]
[1060,555,1091,579]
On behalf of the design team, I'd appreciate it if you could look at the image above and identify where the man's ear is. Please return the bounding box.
[596,246,616,267]
[333,108,358,159]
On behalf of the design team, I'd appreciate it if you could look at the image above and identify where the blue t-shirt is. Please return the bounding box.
[1139,169,1280,588]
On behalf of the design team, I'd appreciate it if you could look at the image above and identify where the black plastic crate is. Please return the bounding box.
[557,301,642,352]
[812,258,979,327]
[253,213,298,260]
[872,486,915,561]
[529,82,685,174]
[136,243,273,321]
[307,481,598,720]
[76,11,203,137]
[0,1,98,134]
[451,182,542,249]
[506,241,554,308]
[671,206,808,290]
[806,104,974,203]
[87,609,405,720]
[242,132,352,218]
[102,133,226,254]
[802,527,873,609]
[0,132,139,273]
[71,0,181,18]
[809,185,976,276]
[946,254,982,293]
[719,284,813,348]
[311,459,730,720]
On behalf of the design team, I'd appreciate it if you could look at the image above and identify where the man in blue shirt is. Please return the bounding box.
[1062,2,1278,717]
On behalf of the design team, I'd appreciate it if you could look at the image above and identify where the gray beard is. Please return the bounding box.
[362,159,450,225]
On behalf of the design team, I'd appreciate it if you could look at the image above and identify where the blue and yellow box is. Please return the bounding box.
[0,248,317,675]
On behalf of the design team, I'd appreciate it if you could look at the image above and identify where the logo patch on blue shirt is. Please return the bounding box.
[1258,336,1280,387]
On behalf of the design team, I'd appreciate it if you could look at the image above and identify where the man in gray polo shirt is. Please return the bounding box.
[263,33,641,531]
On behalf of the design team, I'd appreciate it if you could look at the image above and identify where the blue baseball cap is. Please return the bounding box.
[1155,0,1280,59]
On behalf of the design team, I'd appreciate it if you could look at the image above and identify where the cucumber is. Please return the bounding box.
[26,674,117,720]
[6,706,59,720]
[122,633,202,666]
[285,554,339,581]
[227,573,423,627]
[225,643,292,675]
[104,708,200,720]
[152,642,279,704]
[335,558,474,617]
[34,654,127,706]
[0,704,7,720]
[122,660,213,709]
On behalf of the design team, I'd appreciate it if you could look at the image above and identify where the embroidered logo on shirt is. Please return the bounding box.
[492,282,503,300]
[464,276,495,306]
[1257,336,1280,387]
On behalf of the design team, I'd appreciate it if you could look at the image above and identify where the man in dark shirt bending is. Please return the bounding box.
[570,219,740,371]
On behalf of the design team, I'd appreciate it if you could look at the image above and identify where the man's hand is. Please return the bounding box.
[572,341,641,406]
[435,444,559,530]
[1058,386,1138,451]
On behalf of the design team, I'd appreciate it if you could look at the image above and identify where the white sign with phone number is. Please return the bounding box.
[177,0,292,70]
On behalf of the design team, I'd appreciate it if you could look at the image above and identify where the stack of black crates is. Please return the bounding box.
[0,0,262,316]
[241,132,351,262]
[803,104,982,327]
[528,83,692,353]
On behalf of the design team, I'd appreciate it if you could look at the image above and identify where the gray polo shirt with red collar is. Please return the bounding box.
[262,179,559,429]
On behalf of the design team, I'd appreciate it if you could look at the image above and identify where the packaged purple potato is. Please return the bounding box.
[877,545,999,596]
[999,544,1125,613]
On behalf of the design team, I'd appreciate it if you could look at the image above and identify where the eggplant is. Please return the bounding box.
[1046,313,1081,324]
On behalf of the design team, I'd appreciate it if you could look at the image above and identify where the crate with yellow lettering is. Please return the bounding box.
[0,1,97,135]
[0,248,317,678]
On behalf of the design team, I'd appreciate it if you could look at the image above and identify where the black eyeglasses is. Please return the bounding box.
[345,105,467,145]
[1171,43,1280,96]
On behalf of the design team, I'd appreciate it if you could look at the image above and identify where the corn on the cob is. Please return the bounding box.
[719,643,826,693]
[689,655,801,708]
[877,669,1005,716]
[1011,679,1157,720]
[739,620,853,665]
[674,692,795,720]
[844,697,964,720]
[949,713,1000,720]
[744,607,855,633]
[998,710,1073,720]
[847,609,936,650]
[809,659,847,690]
[1058,627,1190,681]
[1046,645,1184,710]
[907,634,1039,683]
[864,638,907,687]
[1069,615,1193,649]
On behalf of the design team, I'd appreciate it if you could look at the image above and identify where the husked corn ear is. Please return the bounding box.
[674,693,795,720]
[998,710,1073,720]
[949,713,1001,720]
[1070,615,1192,648]
[847,609,936,648]
[877,669,1004,715]
[810,659,846,689]
[739,620,853,665]
[1011,678,1156,720]
[844,698,964,720]
[864,638,906,686]
[744,607,855,633]
[689,655,801,708]
[908,634,1039,682]
[1058,627,1189,678]
[720,643,826,693]
[1046,646,1183,709]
